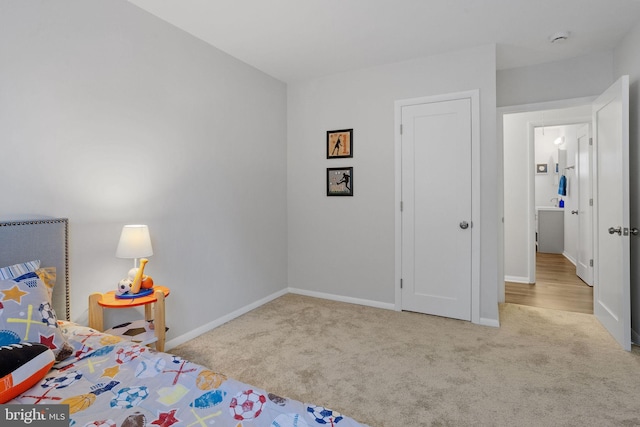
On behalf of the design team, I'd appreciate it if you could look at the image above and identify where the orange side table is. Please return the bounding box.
[88,286,170,352]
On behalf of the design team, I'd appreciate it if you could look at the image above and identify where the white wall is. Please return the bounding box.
[497,52,614,107]
[534,127,562,208]
[614,20,640,342]
[0,0,288,340]
[287,45,499,322]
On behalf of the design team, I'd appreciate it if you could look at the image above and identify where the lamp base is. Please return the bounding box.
[115,287,154,299]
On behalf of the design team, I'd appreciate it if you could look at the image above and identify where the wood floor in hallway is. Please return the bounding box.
[505,252,594,314]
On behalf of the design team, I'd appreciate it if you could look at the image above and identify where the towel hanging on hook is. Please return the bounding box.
[558,174,567,196]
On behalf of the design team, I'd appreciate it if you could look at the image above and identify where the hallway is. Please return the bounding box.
[505,252,594,314]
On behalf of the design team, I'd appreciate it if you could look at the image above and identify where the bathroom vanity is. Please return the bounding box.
[537,207,564,253]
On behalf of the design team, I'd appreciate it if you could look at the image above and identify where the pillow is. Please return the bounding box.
[0,342,55,403]
[35,267,56,301]
[0,272,72,361]
[0,260,40,280]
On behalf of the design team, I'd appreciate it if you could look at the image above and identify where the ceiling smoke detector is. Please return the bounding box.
[549,31,570,43]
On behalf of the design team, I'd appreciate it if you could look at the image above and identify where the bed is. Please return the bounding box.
[1,218,369,427]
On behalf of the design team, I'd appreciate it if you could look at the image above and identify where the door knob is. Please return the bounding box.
[459,221,469,230]
[571,210,578,215]
[608,226,622,235]
[631,228,639,236]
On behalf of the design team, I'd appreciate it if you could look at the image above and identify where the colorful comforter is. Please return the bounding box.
[9,322,369,427]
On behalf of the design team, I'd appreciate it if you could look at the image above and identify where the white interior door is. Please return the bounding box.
[401,97,472,321]
[592,75,631,351]
[576,124,593,286]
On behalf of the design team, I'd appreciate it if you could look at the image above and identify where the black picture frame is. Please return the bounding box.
[327,167,353,196]
[327,129,353,159]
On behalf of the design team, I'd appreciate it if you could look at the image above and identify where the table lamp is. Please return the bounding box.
[116,225,153,297]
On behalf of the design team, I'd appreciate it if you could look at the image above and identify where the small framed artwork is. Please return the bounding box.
[327,129,353,159]
[536,163,548,174]
[327,167,353,196]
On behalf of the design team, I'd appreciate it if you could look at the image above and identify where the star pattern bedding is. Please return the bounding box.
[9,322,369,427]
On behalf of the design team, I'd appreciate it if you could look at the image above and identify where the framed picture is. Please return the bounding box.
[327,129,353,159]
[327,167,353,196]
[536,163,548,174]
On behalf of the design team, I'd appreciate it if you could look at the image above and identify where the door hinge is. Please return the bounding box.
[590,259,594,267]
[589,198,593,206]
[400,124,403,135]
[400,278,403,289]
[589,137,593,146]
[400,201,403,212]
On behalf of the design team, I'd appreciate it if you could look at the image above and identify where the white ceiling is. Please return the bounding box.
[126,0,640,83]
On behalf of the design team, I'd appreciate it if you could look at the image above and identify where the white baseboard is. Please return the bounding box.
[288,287,396,310]
[563,252,577,265]
[504,275,531,284]
[480,317,500,328]
[164,288,288,351]
[165,287,497,350]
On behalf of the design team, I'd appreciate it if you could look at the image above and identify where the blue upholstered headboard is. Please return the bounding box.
[0,218,70,320]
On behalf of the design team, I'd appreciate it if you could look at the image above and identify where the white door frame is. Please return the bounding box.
[576,124,594,286]
[394,90,481,324]
[498,96,595,301]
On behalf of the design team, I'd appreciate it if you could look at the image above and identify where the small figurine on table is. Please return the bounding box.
[116,258,154,298]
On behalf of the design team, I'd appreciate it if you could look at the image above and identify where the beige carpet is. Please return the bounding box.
[169,294,640,426]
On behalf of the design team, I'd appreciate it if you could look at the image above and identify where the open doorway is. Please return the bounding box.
[500,77,632,350]
[502,101,594,314]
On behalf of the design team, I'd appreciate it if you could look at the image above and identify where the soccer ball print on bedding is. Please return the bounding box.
[229,389,267,421]
[306,405,344,424]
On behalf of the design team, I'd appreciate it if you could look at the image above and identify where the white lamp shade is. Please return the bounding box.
[116,225,153,259]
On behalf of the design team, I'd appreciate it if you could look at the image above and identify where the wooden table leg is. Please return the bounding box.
[88,293,104,332]
[153,289,166,352]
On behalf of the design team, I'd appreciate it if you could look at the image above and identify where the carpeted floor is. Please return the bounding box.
[169,294,640,426]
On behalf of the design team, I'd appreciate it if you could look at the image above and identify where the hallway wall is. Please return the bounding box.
[497,51,614,107]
